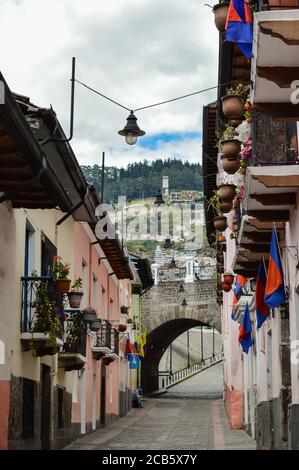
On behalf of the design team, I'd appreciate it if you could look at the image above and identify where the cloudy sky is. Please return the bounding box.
[0,0,219,168]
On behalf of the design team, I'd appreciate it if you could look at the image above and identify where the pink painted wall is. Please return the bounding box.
[71,222,120,426]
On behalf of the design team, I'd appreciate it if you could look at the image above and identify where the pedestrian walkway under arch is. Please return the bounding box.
[140,281,221,393]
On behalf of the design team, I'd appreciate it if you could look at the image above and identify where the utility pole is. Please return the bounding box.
[101,151,105,203]
[212,327,215,358]
[201,326,204,364]
[187,330,190,368]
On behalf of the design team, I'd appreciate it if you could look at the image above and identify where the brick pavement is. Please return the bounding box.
[64,363,256,451]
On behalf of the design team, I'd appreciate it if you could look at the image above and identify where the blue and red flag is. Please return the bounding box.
[231,275,247,320]
[264,226,286,309]
[239,302,253,354]
[225,0,253,59]
[256,258,270,328]
[124,336,132,357]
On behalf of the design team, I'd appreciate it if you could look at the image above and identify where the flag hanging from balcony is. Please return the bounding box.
[231,275,248,320]
[256,257,270,328]
[124,336,132,357]
[225,0,253,59]
[239,302,253,354]
[264,226,286,309]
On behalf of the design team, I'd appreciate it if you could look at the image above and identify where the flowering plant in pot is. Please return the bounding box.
[213,215,227,231]
[222,83,250,118]
[52,256,71,293]
[63,311,85,353]
[223,272,234,285]
[217,184,236,203]
[222,282,232,293]
[219,126,241,159]
[212,1,230,32]
[67,277,84,309]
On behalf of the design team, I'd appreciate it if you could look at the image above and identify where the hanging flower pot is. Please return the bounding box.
[213,2,230,32]
[222,282,232,293]
[228,118,243,127]
[219,201,233,213]
[118,324,127,333]
[217,185,236,203]
[90,319,102,332]
[67,291,84,309]
[213,216,227,231]
[223,273,234,285]
[55,278,71,293]
[221,155,241,174]
[222,95,246,119]
[83,308,97,324]
[221,139,241,159]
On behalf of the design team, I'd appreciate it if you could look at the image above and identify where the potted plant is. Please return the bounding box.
[217,184,236,202]
[31,278,63,352]
[222,282,232,293]
[213,215,227,231]
[52,256,71,293]
[118,324,127,333]
[219,126,241,159]
[64,312,85,352]
[213,1,230,32]
[222,83,250,118]
[67,277,84,309]
[221,156,241,175]
[90,319,102,332]
[83,308,97,324]
[219,201,233,213]
[223,272,234,285]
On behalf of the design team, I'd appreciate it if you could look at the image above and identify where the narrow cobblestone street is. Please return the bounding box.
[65,363,256,451]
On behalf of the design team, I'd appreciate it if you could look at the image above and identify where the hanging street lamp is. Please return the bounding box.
[182,298,188,307]
[118,111,145,145]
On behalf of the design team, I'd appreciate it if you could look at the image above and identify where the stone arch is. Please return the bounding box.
[141,318,221,393]
[140,281,221,393]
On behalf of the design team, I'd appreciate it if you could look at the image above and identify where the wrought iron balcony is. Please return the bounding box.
[20,276,64,355]
[59,316,87,371]
[111,328,119,356]
[252,111,299,166]
[92,320,120,362]
[21,276,62,333]
[94,319,112,349]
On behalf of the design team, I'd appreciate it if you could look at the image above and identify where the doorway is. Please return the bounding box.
[41,365,51,450]
[100,366,106,426]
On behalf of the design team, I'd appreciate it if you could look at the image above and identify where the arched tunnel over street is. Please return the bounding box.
[140,281,221,393]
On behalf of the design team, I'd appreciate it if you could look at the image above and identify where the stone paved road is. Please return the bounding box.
[65,363,256,451]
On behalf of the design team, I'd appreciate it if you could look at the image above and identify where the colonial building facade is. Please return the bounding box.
[0,71,142,449]
[203,0,299,450]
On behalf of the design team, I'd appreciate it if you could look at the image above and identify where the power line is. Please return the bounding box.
[75,78,248,114]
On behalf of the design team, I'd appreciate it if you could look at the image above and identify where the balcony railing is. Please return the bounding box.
[63,318,87,357]
[252,111,299,166]
[94,320,112,350]
[21,276,62,334]
[256,0,299,10]
[111,328,119,356]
